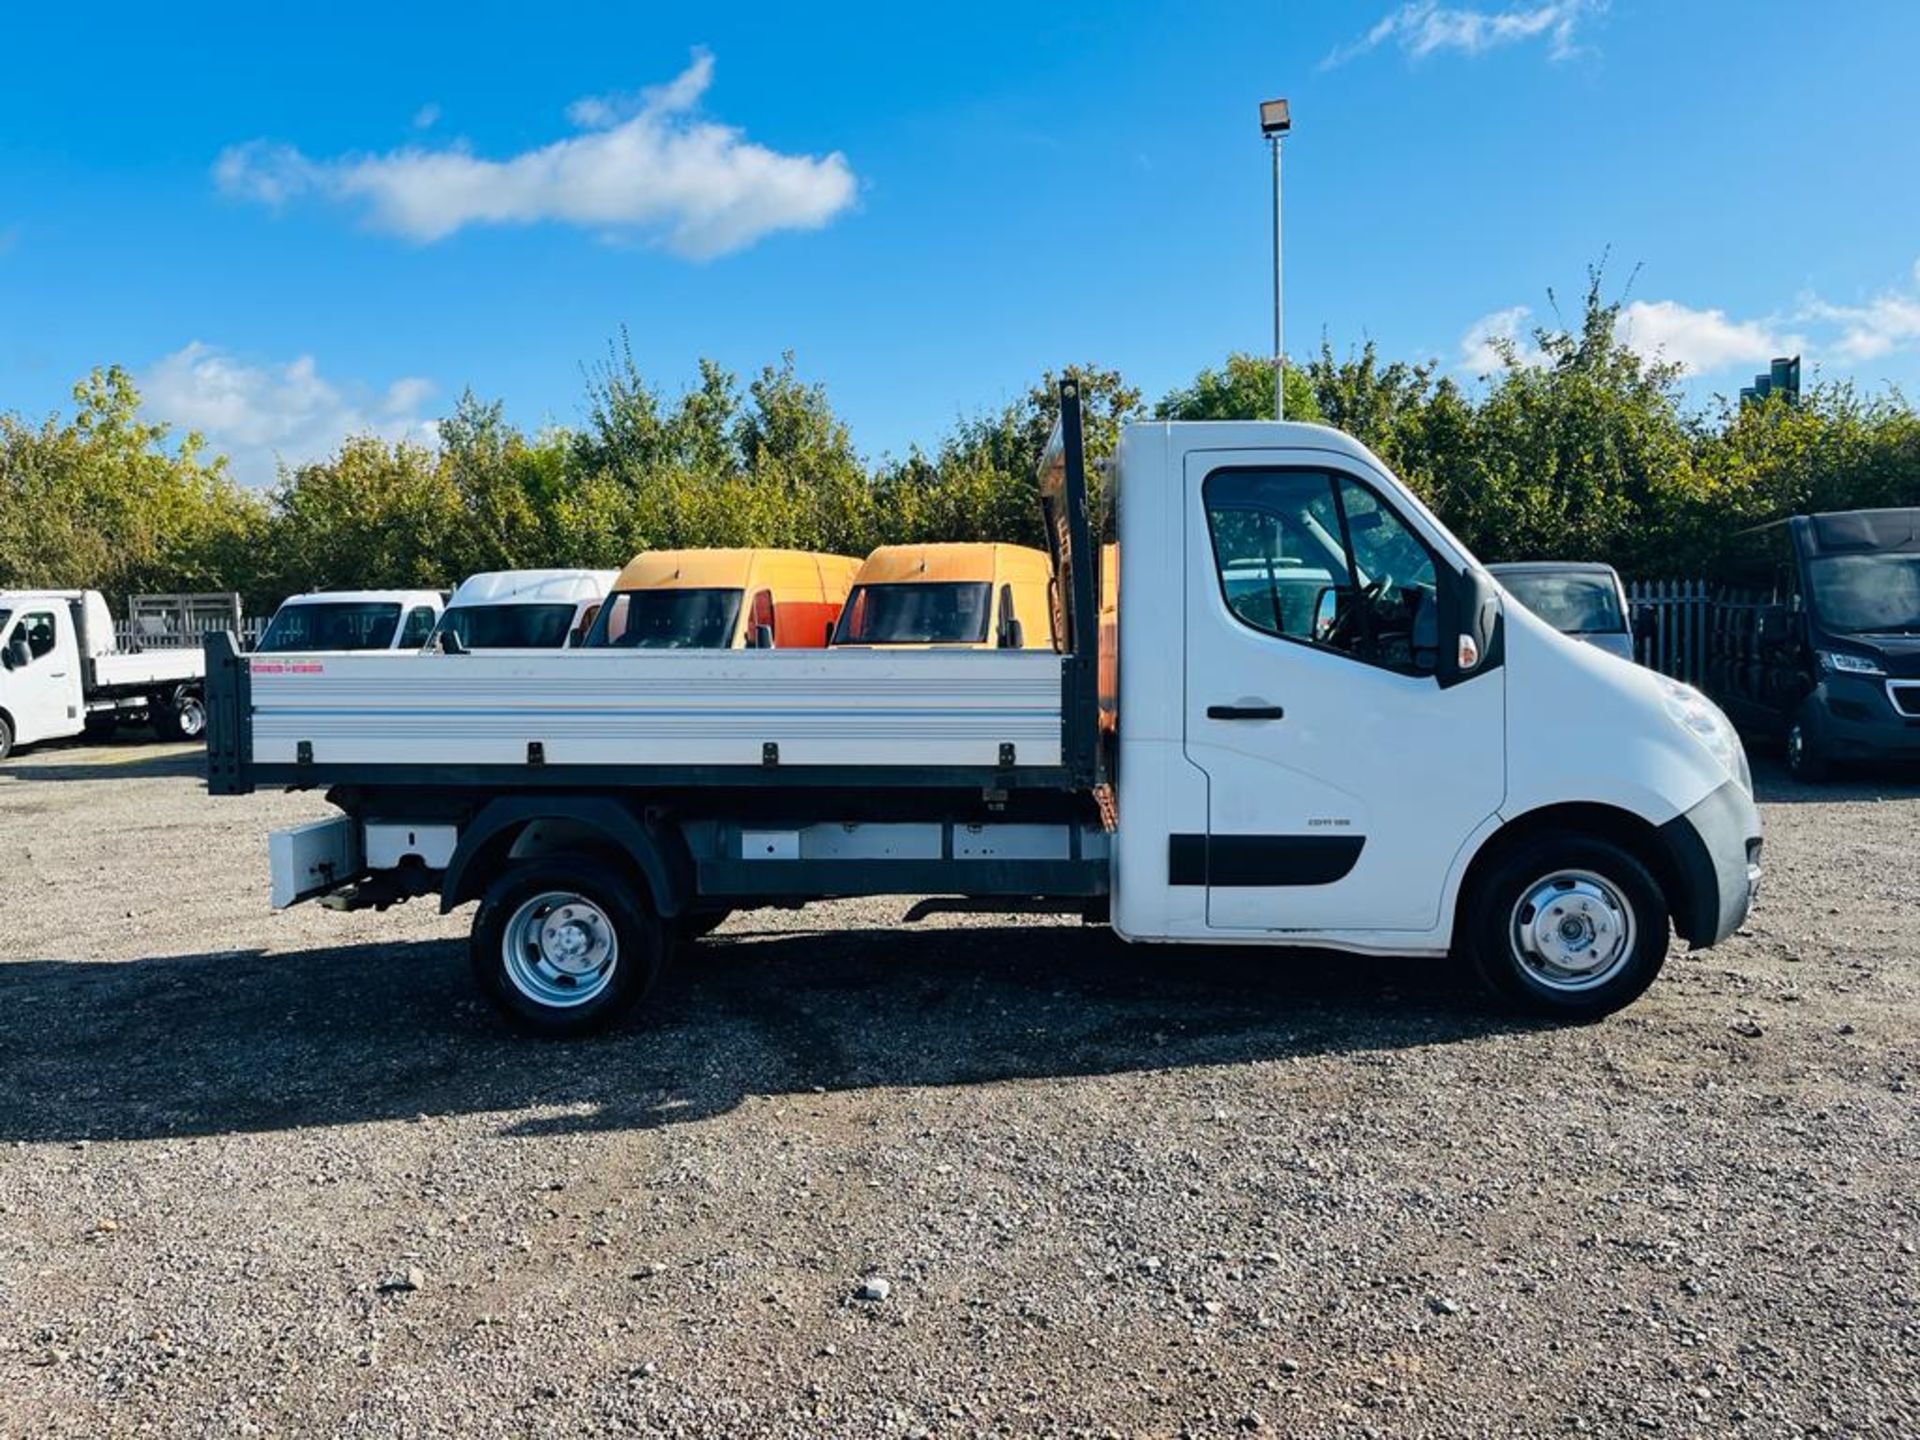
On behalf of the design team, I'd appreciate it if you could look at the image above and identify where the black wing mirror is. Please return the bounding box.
[1001,618,1025,649]
[750,623,775,650]
[5,637,28,670]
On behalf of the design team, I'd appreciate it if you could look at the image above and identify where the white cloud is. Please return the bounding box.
[213,50,857,259]
[140,342,437,487]
[1614,300,1797,375]
[1798,260,1920,362]
[1459,305,1546,372]
[1323,0,1599,68]
[1459,258,1920,384]
[412,102,441,131]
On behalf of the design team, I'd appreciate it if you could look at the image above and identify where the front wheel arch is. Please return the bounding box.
[1453,802,1689,951]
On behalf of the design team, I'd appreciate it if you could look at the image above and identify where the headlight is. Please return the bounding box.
[1660,678,1752,795]
[1818,650,1884,677]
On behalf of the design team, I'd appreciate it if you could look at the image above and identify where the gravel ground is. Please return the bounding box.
[0,741,1915,1438]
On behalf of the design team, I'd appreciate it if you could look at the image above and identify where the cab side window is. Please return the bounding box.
[1203,469,1441,674]
[23,611,58,660]
[399,607,437,647]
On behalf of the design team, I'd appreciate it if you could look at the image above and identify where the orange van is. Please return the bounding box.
[583,549,860,650]
[830,543,1056,650]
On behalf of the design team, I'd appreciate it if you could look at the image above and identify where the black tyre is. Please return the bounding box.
[1787,715,1830,784]
[152,687,207,743]
[1462,835,1670,1021]
[0,713,13,762]
[469,854,665,1036]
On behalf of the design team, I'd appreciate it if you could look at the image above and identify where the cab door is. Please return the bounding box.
[4,608,78,745]
[1179,451,1505,933]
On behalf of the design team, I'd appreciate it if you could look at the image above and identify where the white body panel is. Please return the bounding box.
[93,649,204,688]
[246,648,1065,770]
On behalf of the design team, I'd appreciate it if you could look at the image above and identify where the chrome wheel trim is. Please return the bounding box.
[1508,869,1637,993]
[176,697,207,738]
[501,891,619,1009]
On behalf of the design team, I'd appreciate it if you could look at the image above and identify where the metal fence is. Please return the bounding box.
[112,617,265,650]
[1626,578,1713,684]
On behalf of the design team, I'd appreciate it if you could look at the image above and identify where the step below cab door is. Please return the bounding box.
[1179,447,1506,934]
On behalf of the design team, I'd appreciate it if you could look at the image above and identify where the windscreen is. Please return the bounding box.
[835,582,993,645]
[1498,572,1625,635]
[586,588,743,649]
[433,603,578,649]
[1808,554,1920,635]
[256,602,401,652]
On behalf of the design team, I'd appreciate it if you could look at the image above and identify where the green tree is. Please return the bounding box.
[1155,352,1321,425]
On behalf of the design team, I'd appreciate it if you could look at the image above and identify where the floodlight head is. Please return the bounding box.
[1259,98,1291,137]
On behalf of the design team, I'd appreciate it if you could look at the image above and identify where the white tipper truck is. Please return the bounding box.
[205,384,1762,1033]
[0,589,208,760]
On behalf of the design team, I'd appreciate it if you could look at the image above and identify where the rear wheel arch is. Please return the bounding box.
[440,797,691,918]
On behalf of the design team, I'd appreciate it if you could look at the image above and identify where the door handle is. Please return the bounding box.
[1207,704,1285,721]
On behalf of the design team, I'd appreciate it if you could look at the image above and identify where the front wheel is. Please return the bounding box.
[1787,717,1830,783]
[469,855,666,1036]
[1462,836,1670,1021]
[0,713,13,762]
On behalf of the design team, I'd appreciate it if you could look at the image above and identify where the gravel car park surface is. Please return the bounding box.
[0,742,1915,1438]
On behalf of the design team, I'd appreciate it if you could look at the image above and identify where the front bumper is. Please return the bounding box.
[1656,779,1763,950]
[1808,676,1920,759]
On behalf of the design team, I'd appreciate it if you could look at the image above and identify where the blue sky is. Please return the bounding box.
[2,0,1916,484]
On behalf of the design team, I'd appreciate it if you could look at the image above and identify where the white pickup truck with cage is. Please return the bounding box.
[205,383,1762,1032]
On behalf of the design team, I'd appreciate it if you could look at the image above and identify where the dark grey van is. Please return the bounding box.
[1710,508,1920,781]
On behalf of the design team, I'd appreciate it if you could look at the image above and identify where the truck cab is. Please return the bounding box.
[430,570,617,651]
[255,590,445,653]
[1711,508,1920,781]
[830,543,1054,649]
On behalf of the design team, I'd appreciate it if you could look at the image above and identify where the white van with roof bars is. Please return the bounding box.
[205,383,1762,1034]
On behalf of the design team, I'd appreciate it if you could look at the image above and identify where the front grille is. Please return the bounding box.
[1890,682,1920,718]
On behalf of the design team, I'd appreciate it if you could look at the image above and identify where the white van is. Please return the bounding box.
[254,591,444,654]
[431,570,617,651]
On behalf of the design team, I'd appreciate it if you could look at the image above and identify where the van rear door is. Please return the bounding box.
[1178,447,1505,933]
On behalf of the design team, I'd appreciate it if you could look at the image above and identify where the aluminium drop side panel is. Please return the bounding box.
[243,647,1066,773]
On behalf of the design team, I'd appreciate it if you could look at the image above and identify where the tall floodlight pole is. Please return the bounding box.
[1259,98,1291,421]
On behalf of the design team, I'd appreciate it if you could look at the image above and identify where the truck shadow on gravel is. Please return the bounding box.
[0,927,1531,1144]
[0,746,204,783]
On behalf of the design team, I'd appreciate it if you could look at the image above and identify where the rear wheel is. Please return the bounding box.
[0,713,13,762]
[152,687,207,743]
[470,854,665,1035]
[1463,835,1670,1021]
